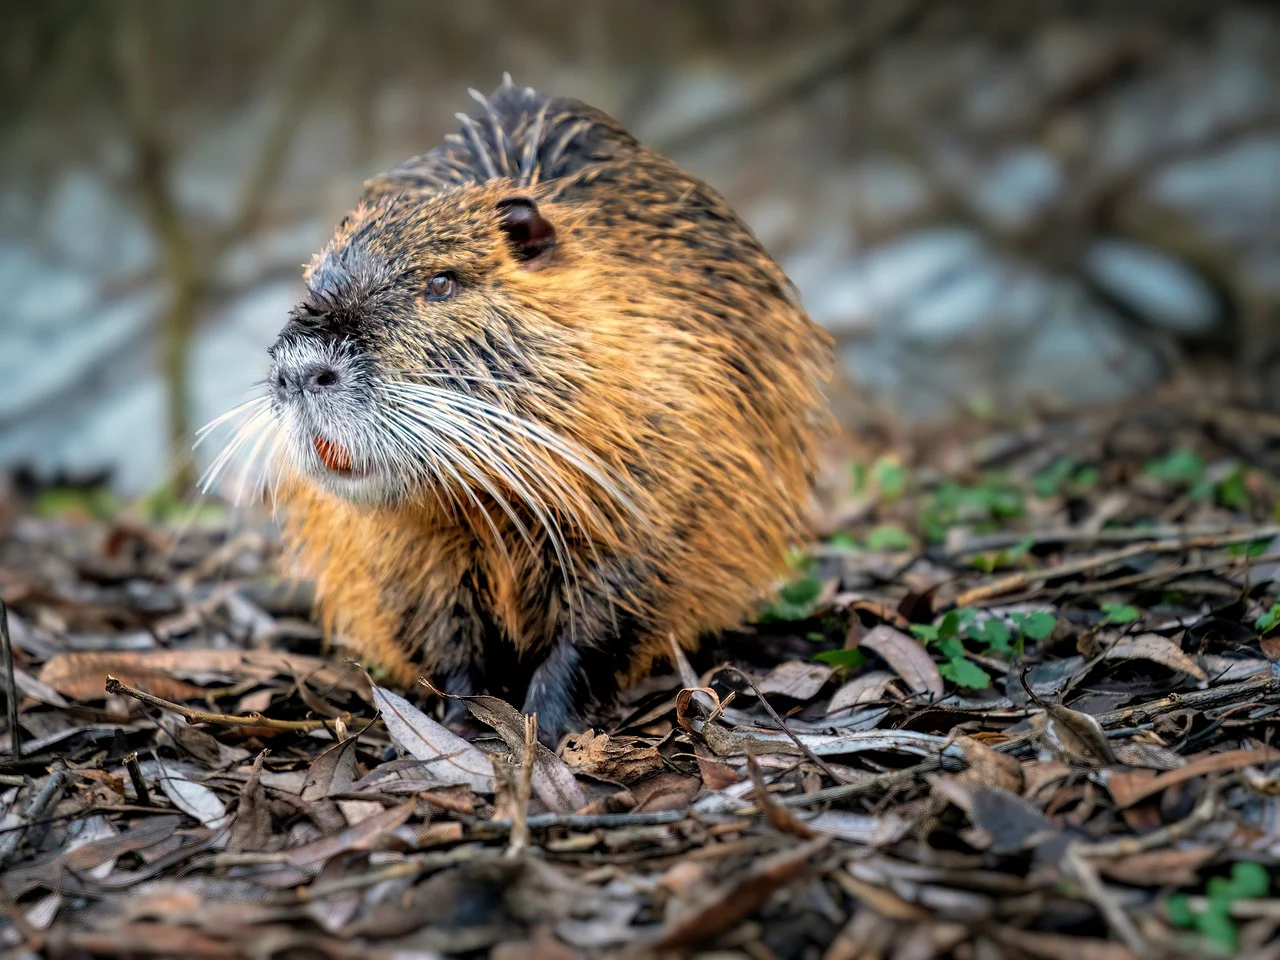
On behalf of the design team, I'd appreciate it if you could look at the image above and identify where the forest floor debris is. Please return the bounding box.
[2,386,1280,959]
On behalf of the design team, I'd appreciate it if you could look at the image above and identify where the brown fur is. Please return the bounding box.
[268,79,834,739]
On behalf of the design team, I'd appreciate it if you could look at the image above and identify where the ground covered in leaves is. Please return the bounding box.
[3,383,1280,960]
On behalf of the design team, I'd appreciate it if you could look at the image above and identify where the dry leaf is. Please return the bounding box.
[956,736,1025,794]
[757,660,833,700]
[37,649,369,704]
[857,625,943,698]
[561,730,664,785]
[151,759,229,831]
[826,670,894,716]
[655,837,831,949]
[1095,846,1217,886]
[1033,702,1118,768]
[1103,747,1280,808]
[372,683,495,794]
[449,691,586,812]
[1103,634,1208,681]
[227,751,271,852]
[301,735,360,801]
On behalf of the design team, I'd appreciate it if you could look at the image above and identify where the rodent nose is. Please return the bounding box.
[276,363,342,396]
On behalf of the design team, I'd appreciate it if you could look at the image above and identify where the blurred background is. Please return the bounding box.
[1,0,1278,499]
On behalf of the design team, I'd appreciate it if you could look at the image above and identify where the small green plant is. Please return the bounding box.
[869,456,909,502]
[1167,861,1272,952]
[762,571,825,622]
[827,530,859,550]
[813,648,867,670]
[1145,449,1254,510]
[1255,603,1280,634]
[1033,457,1099,499]
[911,608,1059,689]
[971,533,1035,573]
[1008,611,1057,641]
[1145,448,1207,485]
[1100,602,1141,625]
[918,474,1024,543]
[864,524,912,551]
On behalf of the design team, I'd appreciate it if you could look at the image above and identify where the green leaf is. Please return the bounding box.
[1101,602,1140,625]
[1195,903,1238,951]
[779,575,823,607]
[1033,457,1076,498]
[1072,465,1099,490]
[1145,448,1206,484]
[1166,894,1195,928]
[1227,861,1271,900]
[851,460,868,496]
[1255,604,1280,635]
[968,618,1012,654]
[865,524,911,551]
[939,657,992,689]
[910,624,940,642]
[814,649,867,670]
[871,456,908,502]
[1011,611,1057,641]
[1217,465,1250,511]
[827,530,859,550]
[935,636,966,661]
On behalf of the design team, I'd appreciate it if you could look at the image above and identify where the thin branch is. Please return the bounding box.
[105,675,348,733]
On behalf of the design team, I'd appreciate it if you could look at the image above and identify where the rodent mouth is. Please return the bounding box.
[312,434,369,477]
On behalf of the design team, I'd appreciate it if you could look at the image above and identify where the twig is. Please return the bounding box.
[0,760,69,867]
[506,714,536,859]
[722,666,847,785]
[123,751,151,807]
[105,675,347,733]
[1074,786,1221,859]
[954,528,1280,607]
[943,523,1280,557]
[1057,551,1280,596]
[1063,843,1149,957]
[773,675,1279,810]
[1,597,20,760]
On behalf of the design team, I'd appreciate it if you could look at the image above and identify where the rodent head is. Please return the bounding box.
[265,179,637,525]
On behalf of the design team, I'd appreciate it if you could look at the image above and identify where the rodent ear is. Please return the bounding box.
[496,196,556,266]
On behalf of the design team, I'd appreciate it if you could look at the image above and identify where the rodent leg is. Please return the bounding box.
[520,634,626,750]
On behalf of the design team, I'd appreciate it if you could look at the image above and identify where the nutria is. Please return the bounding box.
[210,76,833,747]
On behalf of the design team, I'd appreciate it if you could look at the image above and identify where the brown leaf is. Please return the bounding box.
[227,751,272,853]
[301,735,360,801]
[857,625,943,698]
[655,836,831,949]
[1103,747,1280,808]
[152,759,229,830]
[956,735,1025,794]
[285,799,415,868]
[992,926,1139,960]
[37,649,370,704]
[833,869,930,921]
[1103,634,1208,681]
[745,748,815,838]
[826,670,895,716]
[966,786,1057,855]
[372,682,495,793]
[757,660,832,700]
[561,729,664,785]
[1032,702,1117,768]
[448,690,586,812]
[1261,634,1280,660]
[693,743,742,790]
[1095,846,1217,886]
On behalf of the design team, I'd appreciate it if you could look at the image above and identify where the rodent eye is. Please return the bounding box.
[426,272,457,300]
